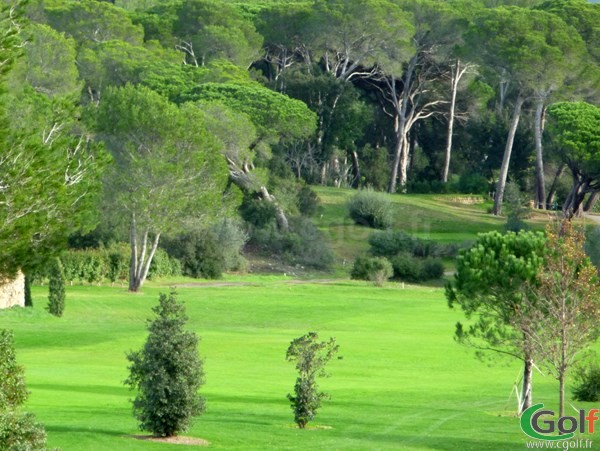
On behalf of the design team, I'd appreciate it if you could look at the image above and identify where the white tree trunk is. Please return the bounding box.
[492,94,525,215]
[534,98,546,209]
[443,60,470,183]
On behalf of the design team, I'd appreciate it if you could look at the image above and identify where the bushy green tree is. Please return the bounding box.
[446,230,547,414]
[286,332,339,429]
[0,329,47,449]
[47,257,65,317]
[125,292,205,437]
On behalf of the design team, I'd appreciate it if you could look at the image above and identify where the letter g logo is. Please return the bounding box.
[520,403,574,441]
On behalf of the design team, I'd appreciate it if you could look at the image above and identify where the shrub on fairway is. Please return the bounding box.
[47,257,65,317]
[348,189,393,229]
[286,332,339,429]
[0,411,47,450]
[573,361,600,402]
[0,330,28,410]
[0,330,48,449]
[350,256,393,286]
[125,291,205,437]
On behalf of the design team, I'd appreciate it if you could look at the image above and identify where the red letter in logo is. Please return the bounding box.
[586,409,599,433]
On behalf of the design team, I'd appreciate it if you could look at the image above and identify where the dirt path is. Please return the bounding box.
[584,213,600,225]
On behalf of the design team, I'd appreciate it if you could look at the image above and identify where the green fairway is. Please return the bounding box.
[0,279,588,450]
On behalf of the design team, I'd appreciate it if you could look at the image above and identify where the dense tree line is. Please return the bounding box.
[1,0,599,289]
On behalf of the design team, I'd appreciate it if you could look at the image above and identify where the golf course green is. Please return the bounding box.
[1,277,589,450]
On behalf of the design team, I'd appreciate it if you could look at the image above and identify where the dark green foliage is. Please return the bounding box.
[23,275,32,308]
[359,144,390,191]
[250,217,334,270]
[458,173,490,195]
[163,232,224,280]
[0,411,47,451]
[0,330,28,411]
[125,292,205,437]
[240,196,277,228]
[286,332,339,429]
[369,230,459,259]
[47,258,65,317]
[350,256,393,286]
[573,361,600,402]
[347,189,394,229]
[390,254,444,283]
[368,230,416,257]
[297,186,320,217]
[390,253,422,283]
[421,258,445,280]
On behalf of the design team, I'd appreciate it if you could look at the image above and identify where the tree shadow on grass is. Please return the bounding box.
[28,383,129,397]
[45,425,125,437]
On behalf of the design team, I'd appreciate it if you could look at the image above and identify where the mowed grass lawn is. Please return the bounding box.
[0,279,588,450]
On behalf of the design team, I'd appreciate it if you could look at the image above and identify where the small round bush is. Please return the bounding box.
[421,258,445,280]
[348,189,394,229]
[390,253,422,282]
[351,256,393,286]
[573,362,600,402]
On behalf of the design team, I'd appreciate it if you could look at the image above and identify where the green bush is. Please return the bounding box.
[368,230,416,257]
[390,253,422,282]
[249,217,334,270]
[210,218,248,271]
[348,189,394,229]
[350,256,393,286]
[0,411,47,451]
[390,254,444,282]
[148,248,182,279]
[458,172,489,195]
[125,292,205,437]
[572,362,600,402]
[421,258,445,280]
[239,196,277,228]
[297,186,320,217]
[163,232,224,279]
[47,258,65,317]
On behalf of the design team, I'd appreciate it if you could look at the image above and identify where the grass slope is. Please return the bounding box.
[312,186,552,264]
[1,280,588,450]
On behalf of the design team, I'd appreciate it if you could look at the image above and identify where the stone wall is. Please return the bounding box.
[0,270,25,309]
